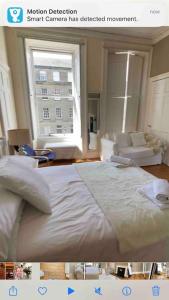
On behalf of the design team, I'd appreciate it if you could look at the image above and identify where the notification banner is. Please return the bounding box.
[0,0,168,27]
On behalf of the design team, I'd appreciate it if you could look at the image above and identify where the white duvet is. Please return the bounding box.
[14,163,169,261]
[75,162,169,253]
[0,188,23,260]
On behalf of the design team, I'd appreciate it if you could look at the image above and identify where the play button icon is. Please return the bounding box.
[67,287,75,296]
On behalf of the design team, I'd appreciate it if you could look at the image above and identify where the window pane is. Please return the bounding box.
[42,88,47,95]
[33,50,74,136]
[53,71,60,82]
[43,108,50,119]
[56,108,62,119]
[39,71,47,81]
[69,108,73,118]
[54,87,60,95]
[56,125,62,133]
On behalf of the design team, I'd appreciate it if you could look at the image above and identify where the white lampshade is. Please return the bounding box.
[8,129,31,146]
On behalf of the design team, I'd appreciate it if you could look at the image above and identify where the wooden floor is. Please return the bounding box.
[113,273,149,280]
[125,274,149,280]
[152,274,169,280]
[114,273,169,280]
[40,263,66,280]
[39,158,100,168]
[142,164,169,181]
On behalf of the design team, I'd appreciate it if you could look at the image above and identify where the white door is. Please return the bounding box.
[126,54,143,132]
[106,53,127,134]
[105,52,143,134]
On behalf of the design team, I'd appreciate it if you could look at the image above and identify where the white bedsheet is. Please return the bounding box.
[75,162,169,253]
[15,164,169,261]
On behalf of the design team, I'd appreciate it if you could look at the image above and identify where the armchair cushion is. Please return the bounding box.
[130,132,146,147]
[119,146,154,159]
[115,133,132,148]
[21,145,36,156]
[46,152,56,161]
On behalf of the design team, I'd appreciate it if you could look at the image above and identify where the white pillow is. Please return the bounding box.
[130,132,146,147]
[115,133,131,148]
[0,158,51,214]
[0,187,23,260]
[3,155,37,169]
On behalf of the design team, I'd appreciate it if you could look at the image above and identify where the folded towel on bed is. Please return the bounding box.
[110,155,135,167]
[138,179,169,209]
[153,179,169,201]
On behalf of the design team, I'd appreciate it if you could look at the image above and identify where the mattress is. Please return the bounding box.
[15,164,169,262]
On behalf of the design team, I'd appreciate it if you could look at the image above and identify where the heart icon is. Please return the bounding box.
[38,287,48,295]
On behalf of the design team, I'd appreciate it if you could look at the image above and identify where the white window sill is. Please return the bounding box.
[44,142,77,149]
[37,135,82,151]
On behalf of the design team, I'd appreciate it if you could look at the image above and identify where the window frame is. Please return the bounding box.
[34,50,75,138]
[69,107,73,119]
[56,107,62,119]
[43,107,50,120]
[41,88,48,95]
[25,39,84,145]
[56,124,63,133]
[54,87,60,95]
[39,70,47,81]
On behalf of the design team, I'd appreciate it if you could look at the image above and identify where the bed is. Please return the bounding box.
[85,266,99,279]
[1,160,169,262]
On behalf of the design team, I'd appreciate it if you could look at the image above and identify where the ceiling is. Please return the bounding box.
[83,27,169,42]
[36,27,169,44]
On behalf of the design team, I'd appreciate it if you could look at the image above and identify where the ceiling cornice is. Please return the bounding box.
[152,28,169,44]
[7,26,169,46]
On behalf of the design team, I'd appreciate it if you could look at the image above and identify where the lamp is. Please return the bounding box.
[8,129,31,154]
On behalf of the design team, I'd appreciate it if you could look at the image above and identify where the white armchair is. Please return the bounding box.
[101,132,163,166]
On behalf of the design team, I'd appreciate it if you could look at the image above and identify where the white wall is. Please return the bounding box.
[0,28,17,138]
[0,27,8,136]
[0,27,8,66]
[144,34,169,165]
[5,28,30,129]
[145,73,169,165]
